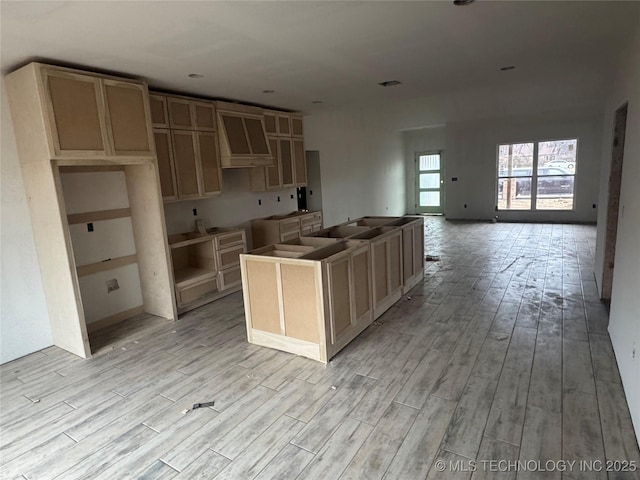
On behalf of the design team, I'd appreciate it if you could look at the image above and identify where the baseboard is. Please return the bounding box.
[86,305,145,334]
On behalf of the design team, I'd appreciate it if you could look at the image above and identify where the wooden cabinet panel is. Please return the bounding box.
[245,117,269,154]
[44,70,106,154]
[103,81,152,155]
[389,233,402,292]
[153,129,177,200]
[281,264,319,343]
[197,132,222,195]
[193,102,216,131]
[403,226,414,284]
[353,248,371,319]
[171,131,199,198]
[168,98,194,129]
[280,138,294,186]
[220,114,251,155]
[277,114,291,136]
[245,260,281,334]
[373,241,388,302]
[264,111,277,135]
[328,256,352,338]
[219,266,242,291]
[177,278,218,306]
[266,138,282,189]
[150,94,169,127]
[216,231,246,249]
[293,138,306,186]
[217,244,246,270]
[291,115,304,137]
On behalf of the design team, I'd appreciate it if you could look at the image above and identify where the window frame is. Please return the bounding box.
[496,137,578,212]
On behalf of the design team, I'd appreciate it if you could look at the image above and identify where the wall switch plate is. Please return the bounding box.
[290,194,294,199]
[258,199,262,206]
[106,279,119,293]
[192,208,198,216]
[87,222,94,232]
[452,177,458,181]
[277,196,280,202]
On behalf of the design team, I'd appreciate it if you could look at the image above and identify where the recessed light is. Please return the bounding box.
[379,80,402,87]
[453,0,474,5]
[311,100,323,104]
[500,66,516,71]
[262,89,275,94]
[188,73,204,79]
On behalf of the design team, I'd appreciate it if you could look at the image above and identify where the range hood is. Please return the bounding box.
[216,101,274,168]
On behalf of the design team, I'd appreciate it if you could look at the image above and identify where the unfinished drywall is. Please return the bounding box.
[0,79,52,364]
[595,24,640,438]
[163,168,298,247]
[403,126,446,214]
[304,108,406,227]
[444,108,603,222]
[60,171,143,326]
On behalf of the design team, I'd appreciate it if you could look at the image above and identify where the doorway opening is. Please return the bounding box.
[415,151,444,214]
[601,103,628,303]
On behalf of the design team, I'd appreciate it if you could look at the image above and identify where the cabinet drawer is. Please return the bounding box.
[177,278,217,306]
[217,244,246,270]
[215,231,246,249]
[300,214,316,228]
[301,226,314,236]
[280,230,301,242]
[219,266,242,291]
[279,218,300,234]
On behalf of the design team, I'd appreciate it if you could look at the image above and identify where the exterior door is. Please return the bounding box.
[416,151,444,214]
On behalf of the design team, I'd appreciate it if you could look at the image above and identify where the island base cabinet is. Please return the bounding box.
[240,242,372,363]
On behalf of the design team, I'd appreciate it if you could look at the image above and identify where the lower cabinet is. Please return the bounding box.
[240,240,372,363]
[251,211,323,248]
[169,229,246,314]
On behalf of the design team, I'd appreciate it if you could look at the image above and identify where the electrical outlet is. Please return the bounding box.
[87,222,94,232]
[192,208,198,216]
[290,194,294,199]
[592,204,597,209]
[106,279,119,293]
[464,204,468,208]
[277,196,280,202]
[258,199,262,206]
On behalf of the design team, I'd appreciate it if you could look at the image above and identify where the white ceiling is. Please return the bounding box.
[1,1,638,113]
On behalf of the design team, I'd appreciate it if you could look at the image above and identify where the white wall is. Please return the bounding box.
[304,108,406,227]
[595,25,640,438]
[163,168,298,248]
[403,126,446,214]
[0,79,52,364]
[443,108,603,222]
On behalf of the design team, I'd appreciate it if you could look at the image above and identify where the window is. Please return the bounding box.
[497,139,577,211]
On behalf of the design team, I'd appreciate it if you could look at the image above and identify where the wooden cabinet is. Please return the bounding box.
[151,93,222,201]
[167,96,216,131]
[216,101,273,168]
[149,94,169,128]
[280,138,295,187]
[240,240,372,363]
[249,137,283,192]
[41,66,154,160]
[169,229,247,314]
[251,211,323,248]
[263,110,278,136]
[153,129,178,201]
[291,114,304,138]
[292,138,306,186]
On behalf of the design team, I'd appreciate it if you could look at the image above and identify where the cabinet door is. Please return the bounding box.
[372,239,388,309]
[266,137,281,189]
[388,232,403,293]
[196,131,222,195]
[168,97,194,130]
[352,247,372,322]
[277,113,291,136]
[291,115,304,137]
[43,69,107,156]
[153,129,178,201]
[171,130,200,198]
[293,138,307,186]
[103,80,152,156]
[263,111,277,136]
[150,94,169,128]
[413,222,424,275]
[193,101,216,131]
[280,138,294,187]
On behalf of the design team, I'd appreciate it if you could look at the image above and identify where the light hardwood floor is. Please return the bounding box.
[1,219,639,480]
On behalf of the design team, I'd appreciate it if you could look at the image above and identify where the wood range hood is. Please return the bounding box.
[215,101,275,168]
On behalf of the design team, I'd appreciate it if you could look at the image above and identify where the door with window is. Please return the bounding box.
[416,152,444,214]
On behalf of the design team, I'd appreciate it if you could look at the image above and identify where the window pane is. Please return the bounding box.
[419,154,440,171]
[536,175,574,210]
[538,139,577,174]
[420,173,440,189]
[498,143,533,177]
[420,191,440,207]
[497,177,531,210]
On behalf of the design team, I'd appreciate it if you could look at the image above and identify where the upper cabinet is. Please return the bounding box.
[150,93,222,201]
[291,114,304,138]
[216,101,273,168]
[40,66,154,160]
